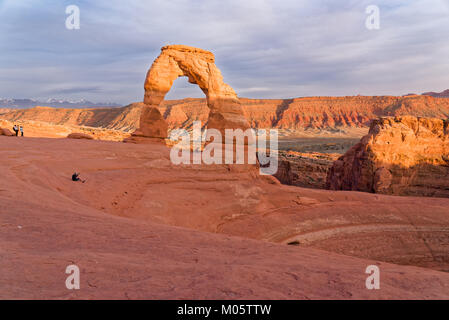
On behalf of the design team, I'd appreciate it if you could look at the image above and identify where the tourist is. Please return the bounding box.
[13,124,18,136]
[71,172,86,183]
[20,126,23,137]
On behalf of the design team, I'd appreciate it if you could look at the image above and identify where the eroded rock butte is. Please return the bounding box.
[326,116,449,197]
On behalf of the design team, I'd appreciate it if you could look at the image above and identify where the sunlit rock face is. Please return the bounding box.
[326,116,449,198]
[128,45,249,143]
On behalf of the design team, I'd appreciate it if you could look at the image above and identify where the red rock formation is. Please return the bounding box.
[240,95,449,130]
[1,105,141,132]
[326,116,449,197]
[277,151,340,188]
[2,95,449,135]
[0,127,14,136]
[124,103,168,144]
[273,159,293,185]
[128,45,249,143]
[67,132,94,140]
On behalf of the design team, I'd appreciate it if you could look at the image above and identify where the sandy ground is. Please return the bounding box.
[1,136,449,299]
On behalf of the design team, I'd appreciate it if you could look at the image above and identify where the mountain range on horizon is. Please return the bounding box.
[0,98,121,109]
[421,89,449,98]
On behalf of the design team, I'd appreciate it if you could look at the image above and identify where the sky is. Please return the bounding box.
[0,0,448,104]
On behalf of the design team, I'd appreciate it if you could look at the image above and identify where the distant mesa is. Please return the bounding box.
[126,44,249,143]
[422,89,449,98]
[67,132,94,140]
[326,116,449,198]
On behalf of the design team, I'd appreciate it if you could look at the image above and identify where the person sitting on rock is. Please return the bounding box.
[72,172,86,183]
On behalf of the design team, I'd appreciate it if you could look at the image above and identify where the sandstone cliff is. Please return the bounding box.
[2,95,449,134]
[277,151,340,188]
[326,116,449,197]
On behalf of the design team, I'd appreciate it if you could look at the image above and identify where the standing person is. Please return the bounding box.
[20,126,23,136]
[13,124,18,136]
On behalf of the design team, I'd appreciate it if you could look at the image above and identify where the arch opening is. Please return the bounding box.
[164,76,205,100]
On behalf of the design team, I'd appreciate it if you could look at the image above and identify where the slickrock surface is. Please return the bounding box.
[2,136,449,299]
[1,136,449,300]
[326,116,449,198]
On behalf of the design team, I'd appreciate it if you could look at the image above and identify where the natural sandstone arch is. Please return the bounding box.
[128,45,249,143]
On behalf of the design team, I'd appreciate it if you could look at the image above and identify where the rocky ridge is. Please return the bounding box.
[2,95,449,135]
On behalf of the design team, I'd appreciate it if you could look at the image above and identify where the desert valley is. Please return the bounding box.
[1,45,449,300]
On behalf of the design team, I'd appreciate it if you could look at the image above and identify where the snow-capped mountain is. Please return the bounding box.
[0,98,122,109]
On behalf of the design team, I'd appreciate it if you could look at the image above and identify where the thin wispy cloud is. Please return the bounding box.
[0,0,448,104]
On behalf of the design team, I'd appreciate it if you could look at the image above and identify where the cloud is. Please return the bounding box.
[237,87,272,94]
[0,0,448,103]
[45,86,103,95]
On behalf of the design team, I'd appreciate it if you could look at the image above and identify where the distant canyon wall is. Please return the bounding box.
[1,95,449,133]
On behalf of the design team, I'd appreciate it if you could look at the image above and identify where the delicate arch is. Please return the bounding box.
[129,45,249,142]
